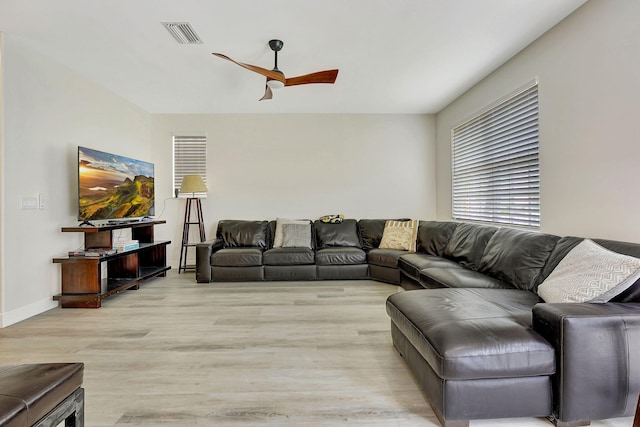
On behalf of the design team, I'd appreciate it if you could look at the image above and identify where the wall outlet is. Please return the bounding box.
[21,197,38,210]
[39,194,46,210]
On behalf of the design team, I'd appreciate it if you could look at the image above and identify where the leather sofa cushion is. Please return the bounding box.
[211,266,264,281]
[478,228,560,291]
[0,363,84,426]
[314,219,362,249]
[358,219,386,250]
[316,247,366,265]
[398,253,464,280]
[368,248,407,268]
[211,248,263,267]
[417,221,458,256]
[263,248,315,266]
[217,220,269,249]
[540,236,583,283]
[443,223,498,270]
[386,289,555,380]
[419,266,511,289]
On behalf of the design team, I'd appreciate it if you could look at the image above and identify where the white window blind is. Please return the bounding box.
[173,135,207,198]
[452,81,539,228]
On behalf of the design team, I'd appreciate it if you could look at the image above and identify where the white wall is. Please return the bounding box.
[151,114,436,266]
[0,33,5,316]
[435,0,640,242]
[1,35,152,326]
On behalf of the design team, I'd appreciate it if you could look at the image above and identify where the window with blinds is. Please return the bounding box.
[173,135,207,197]
[452,81,539,228]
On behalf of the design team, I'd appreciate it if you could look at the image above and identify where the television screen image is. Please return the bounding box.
[78,146,154,222]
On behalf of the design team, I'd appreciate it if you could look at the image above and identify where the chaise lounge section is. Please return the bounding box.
[387,224,640,427]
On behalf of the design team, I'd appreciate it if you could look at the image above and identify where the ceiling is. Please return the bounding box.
[0,0,587,114]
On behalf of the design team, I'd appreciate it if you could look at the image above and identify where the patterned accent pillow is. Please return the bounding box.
[320,214,344,224]
[273,218,309,247]
[379,220,419,252]
[538,239,640,303]
[281,223,312,249]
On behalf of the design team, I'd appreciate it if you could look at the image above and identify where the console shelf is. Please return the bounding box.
[53,220,170,308]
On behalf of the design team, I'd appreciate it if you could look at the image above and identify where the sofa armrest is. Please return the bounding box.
[532,302,640,423]
[195,239,224,283]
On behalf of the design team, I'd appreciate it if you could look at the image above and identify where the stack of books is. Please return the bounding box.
[113,240,139,252]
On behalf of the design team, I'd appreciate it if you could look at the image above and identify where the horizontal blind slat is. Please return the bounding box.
[452,83,539,228]
[173,136,208,197]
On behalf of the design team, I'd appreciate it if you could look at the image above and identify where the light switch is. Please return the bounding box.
[39,194,46,210]
[21,197,38,210]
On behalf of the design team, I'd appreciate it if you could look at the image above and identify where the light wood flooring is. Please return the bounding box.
[0,272,633,426]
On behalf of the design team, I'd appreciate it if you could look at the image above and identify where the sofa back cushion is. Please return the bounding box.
[314,219,362,249]
[358,219,410,251]
[442,222,498,270]
[417,221,458,256]
[542,236,640,302]
[478,227,560,291]
[217,220,270,249]
[442,223,497,270]
[539,236,583,284]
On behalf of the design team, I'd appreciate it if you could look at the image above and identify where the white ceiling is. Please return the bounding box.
[0,0,587,114]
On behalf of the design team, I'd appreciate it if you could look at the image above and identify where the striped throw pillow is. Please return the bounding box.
[379,220,418,252]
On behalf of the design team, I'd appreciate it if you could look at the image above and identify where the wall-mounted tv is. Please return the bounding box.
[78,146,155,223]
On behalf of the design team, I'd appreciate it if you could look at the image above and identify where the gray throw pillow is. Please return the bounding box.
[282,223,312,249]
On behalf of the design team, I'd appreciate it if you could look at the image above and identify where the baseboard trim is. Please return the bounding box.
[1,297,58,328]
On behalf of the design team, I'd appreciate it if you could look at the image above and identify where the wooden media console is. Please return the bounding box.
[53,220,170,308]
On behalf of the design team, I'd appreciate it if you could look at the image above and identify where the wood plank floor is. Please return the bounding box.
[0,272,633,426]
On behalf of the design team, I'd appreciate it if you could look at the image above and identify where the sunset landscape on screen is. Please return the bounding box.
[78,147,154,221]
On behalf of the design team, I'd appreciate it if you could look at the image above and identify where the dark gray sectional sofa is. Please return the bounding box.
[196,218,640,427]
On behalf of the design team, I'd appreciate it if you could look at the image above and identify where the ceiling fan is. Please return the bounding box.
[212,39,339,101]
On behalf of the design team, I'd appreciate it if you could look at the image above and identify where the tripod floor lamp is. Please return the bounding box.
[178,175,207,274]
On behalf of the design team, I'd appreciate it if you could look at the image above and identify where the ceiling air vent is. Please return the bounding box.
[162,22,203,44]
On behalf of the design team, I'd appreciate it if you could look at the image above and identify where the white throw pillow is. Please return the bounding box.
[273,218,309,248]
[538,239,640,303]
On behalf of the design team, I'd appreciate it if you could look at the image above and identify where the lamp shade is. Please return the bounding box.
[179,175,207,195]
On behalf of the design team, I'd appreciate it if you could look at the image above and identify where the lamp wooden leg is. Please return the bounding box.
[179,198,206,274]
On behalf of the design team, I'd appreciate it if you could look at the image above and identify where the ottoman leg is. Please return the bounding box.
[33,387,84,427]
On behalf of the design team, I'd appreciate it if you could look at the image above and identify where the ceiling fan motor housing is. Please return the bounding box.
[269,39,284,52]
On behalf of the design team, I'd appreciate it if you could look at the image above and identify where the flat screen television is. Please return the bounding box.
[78,146,155,223]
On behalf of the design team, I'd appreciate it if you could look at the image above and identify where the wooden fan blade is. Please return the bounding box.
[285,69,339,87]
[259,85,273,101]
[212,53,286,83]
